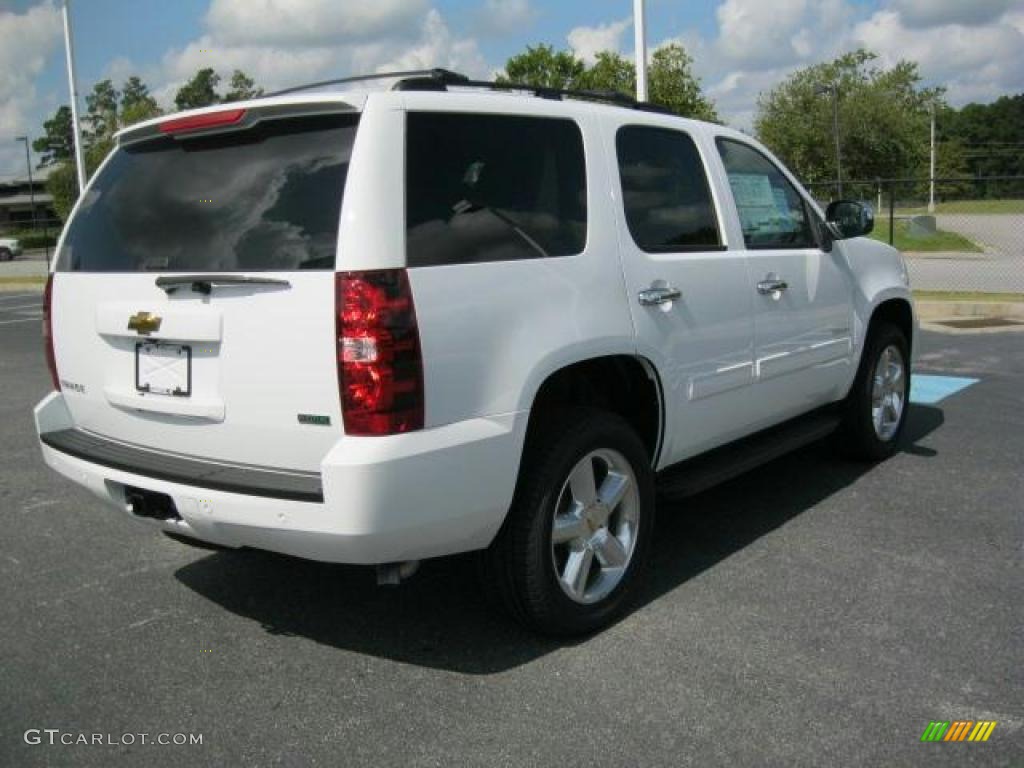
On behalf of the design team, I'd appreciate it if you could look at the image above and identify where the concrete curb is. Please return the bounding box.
[0,281,44,293]
[916,300,1024,320]
[917,300,1024,334]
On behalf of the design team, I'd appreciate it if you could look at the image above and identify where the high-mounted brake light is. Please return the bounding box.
[159,109,246,135]
[336,270,424,436]
[43,274,60,391]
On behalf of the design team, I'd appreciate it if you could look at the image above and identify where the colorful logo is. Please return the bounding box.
[921,720,997,742]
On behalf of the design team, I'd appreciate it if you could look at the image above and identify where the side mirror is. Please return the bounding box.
[825,200,874,239]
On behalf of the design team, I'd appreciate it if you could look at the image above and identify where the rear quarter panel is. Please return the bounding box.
[387,96,637,428]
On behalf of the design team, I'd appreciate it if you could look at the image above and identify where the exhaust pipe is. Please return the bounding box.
[376,560,420,586]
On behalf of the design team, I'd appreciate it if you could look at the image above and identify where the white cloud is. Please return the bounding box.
[887,0,1016,28]
[567,17,631,65]
[711,0,851,67]
[853,9,1024,105]
[204,0,428,46]
[654,0,1022,130]
[154,2,487,108]
[473,0,536,37]
[373,9,487,74]
[0,1,63,175]
[714,0,809,66]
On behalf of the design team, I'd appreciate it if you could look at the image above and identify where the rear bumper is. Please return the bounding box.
[34,392,526,564]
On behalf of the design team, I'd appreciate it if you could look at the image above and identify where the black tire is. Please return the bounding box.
[0,248,11,262]
[480,407,655,636]
[836,323,911,461]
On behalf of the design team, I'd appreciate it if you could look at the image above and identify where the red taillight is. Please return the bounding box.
[159,109,246,135]
[43,275,60,391]
[336,270,424,436]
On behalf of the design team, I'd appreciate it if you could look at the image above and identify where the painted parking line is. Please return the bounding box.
[910,374,980,405]
[0,316,41,325]
[0,302,42,312]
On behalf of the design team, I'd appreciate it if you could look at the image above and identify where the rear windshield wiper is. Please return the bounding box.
[452,200,550,259]
[155,275,292,295]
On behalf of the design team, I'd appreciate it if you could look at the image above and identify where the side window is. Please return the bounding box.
[615,125,722,252]
[715,138,816,249]
[405,113,587,267]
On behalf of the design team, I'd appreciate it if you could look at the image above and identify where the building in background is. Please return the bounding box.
[0,166,57,230]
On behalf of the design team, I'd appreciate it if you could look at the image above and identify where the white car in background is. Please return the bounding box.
[0,237,22,260]
[34,69,915,636]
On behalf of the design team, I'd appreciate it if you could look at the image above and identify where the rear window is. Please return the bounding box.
[58,113,358,272]
[405,112,587,267]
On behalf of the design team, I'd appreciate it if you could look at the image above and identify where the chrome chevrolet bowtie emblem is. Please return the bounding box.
[127,311,162,335]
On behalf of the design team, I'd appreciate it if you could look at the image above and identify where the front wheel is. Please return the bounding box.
[481,408,655,636]
[0,248,11,262]
[837,323,911,461]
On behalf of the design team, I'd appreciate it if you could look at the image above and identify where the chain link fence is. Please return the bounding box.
[806,176,1024,295]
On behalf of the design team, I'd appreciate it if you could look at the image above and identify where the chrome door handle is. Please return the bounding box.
[757,278,788,295]
[638,286,682,306]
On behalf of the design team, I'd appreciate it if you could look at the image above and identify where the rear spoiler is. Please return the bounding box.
[116,98,360,147]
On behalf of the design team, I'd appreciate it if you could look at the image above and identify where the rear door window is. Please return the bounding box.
[615,125,722,252]
[59,113,358,272]
[405,112,587,266]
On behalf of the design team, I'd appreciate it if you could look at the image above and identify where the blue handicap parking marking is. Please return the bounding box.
[910,374,979,405]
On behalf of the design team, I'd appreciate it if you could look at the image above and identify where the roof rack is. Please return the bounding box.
[263,69,470,98]
[265,68,676,115]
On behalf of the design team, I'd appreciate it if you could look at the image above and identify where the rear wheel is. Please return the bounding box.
[0,248,11,261]
[837,323,910,460]
[481,408,654,636]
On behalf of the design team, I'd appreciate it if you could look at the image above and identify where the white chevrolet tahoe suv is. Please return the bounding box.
[35,70,915,635]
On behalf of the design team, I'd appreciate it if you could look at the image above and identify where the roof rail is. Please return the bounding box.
[263,69,469,98]
[265,68,676,115]
[402,72,677,115]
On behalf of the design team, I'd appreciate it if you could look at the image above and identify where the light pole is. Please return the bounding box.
[14,137,37,232]
[928,102,936,214]
[815,83,842,198]
[634,0,648,101]
[62,0,87,192]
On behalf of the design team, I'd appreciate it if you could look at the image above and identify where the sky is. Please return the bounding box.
[1,0,1023,177]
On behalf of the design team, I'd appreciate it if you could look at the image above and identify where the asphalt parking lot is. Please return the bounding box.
[1,295,1021,767]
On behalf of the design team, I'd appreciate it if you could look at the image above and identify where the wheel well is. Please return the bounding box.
[868,298,913,355]
[527,356,662,463]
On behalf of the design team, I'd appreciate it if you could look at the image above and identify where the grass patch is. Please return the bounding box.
[914,290,1024,303]
[0,276,46,285]
[869,220,982,252]
[896,199,1024,215]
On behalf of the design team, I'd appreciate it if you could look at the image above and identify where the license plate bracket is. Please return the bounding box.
[135,342,192,397]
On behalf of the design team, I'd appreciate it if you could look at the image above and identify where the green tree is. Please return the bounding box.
[649,44,718,122]
[940,95,1024,182]
[755,50,942,184]
[32,106,74,168]
[223,69,263,102]
[576,51,635,95]
[120,75,162,127]
[175,68,221,110]
[499,43,717,120]
[84,79,120,145]
[46,140,114,222]
[44,74,160,220]
[497,44,585,90]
